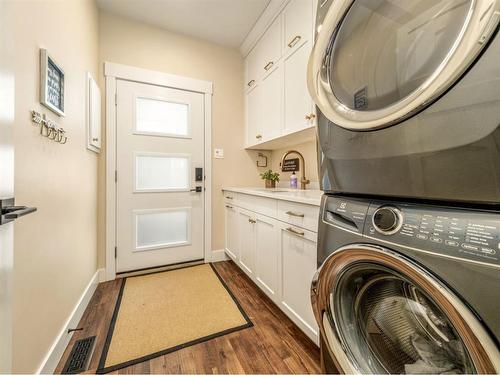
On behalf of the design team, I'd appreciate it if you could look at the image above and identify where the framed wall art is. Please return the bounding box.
[40,48,65,116]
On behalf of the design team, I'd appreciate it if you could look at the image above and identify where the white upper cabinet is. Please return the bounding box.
[258,16,282,76]
[260,63,283,141]
[243,0,316,150]
[245,46,260,91]
[246,84,262,145]
[283,0,313,56]
[284,41,316,133]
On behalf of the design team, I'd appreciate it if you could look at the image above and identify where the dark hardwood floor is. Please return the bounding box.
[55,260,321,374]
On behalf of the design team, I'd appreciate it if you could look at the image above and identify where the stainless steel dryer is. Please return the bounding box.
[311,195,500,374]
[308,0,500,204]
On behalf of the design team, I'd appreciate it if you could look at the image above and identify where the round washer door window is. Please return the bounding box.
[333,264,475,374]
[308,0,500,130]
[313,246,500,374]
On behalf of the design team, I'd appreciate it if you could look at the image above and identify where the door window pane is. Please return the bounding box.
[135,209,190,250]
[136,97,189,136]
[329,0,472,111]
[135,153,190,191]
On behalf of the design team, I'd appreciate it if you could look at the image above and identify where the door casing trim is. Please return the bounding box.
[104,62,213,281]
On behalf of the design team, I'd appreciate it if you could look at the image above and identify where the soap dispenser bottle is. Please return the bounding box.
[290,172,298,189]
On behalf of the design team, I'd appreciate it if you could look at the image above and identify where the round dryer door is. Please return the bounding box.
[311,245,500,374]
[308,0,500,130]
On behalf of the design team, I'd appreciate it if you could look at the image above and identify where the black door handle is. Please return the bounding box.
[190,187,203,193]
[4,206,37,219]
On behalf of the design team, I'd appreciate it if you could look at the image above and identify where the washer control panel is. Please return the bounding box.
[365,202,499,266]
[323,196,500,266]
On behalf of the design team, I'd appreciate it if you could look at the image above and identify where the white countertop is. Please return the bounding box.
[222,187,323,206]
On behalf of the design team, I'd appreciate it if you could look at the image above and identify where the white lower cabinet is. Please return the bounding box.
[280,224,318,341]
[255,215,280,300]
[237,208,256,276]
[224,203,239,261]
[223,192,319,344]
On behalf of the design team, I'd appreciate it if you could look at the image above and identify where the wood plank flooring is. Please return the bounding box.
[55,260,321,374]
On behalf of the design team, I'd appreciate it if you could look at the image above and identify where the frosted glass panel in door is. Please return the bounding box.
[135,209,190,251]
[135,153,190,192]
[135,97,189,137]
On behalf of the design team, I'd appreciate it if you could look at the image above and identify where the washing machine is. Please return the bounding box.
[308,0,500,204]
[311,195,500,373]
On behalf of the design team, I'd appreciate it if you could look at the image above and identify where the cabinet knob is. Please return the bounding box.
[92,137,99,142]
[247,80,255,87]
[264,61,274,71]
[287,35,302,48]
[256,134,262,139]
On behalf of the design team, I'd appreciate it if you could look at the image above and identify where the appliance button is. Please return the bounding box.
[445,240,459,247]
[481,247,496,255]
[372,206,403,235]
[416,234,428,240]
[461,243,479,251]
[430,237,442,243]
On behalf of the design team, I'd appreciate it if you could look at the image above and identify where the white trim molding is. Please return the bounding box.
[37,268,104,374]
[104,62,213,94]
[104,62,213,280]
[211,249,229,263]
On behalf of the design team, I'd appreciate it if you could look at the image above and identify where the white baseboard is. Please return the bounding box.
[211,249,229,262]
[37,268,104,374]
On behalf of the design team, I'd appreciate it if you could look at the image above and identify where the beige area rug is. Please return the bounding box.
[97,263,252,373]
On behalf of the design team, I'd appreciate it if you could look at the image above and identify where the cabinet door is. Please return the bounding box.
[238,209,256,276]
[283,0,313,56]
[224,204,239,261]
[245,47,259,92]
[258,15,282,75]
[245,85,262,146]
[280,225,318,342]
[255,215,280,301]
[284,42,315,132]
[260,64,283,141]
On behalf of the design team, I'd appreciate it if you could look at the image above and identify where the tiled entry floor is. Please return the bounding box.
[55,260,321,374]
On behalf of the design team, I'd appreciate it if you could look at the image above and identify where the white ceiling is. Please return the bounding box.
[97,0,271,47]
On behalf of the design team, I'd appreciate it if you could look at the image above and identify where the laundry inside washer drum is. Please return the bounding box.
[332,265,475,374]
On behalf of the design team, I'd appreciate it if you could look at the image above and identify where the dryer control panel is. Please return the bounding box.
[322,196,500,266]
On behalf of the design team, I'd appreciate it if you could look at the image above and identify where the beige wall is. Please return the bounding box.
[98,12,265,265]
[4,0,100,372]
[271,140,319,188]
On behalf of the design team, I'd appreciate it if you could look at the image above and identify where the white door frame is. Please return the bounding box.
[104,62,213,281]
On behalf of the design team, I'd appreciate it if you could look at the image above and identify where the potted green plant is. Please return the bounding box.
[260,169,280,188]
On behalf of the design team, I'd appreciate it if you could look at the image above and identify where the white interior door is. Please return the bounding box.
[116,80,205,273]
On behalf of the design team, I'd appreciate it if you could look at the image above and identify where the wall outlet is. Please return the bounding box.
[214,148,224,159]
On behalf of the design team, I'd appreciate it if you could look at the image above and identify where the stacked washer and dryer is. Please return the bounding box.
[307,0,500,373]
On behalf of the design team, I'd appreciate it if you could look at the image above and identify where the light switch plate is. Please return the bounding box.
[214,148,224,159]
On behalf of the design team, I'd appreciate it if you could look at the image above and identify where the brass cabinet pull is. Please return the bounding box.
[92,137,99,142]
[256,134,262,139]
[248,218,257,224]
[286,227,305,236]
[286,211,305,218]
[247,79,255,87]
[305,113,317,120]
[225,205,233,209]
[226,196,233,200]
[264,61,274,71]
[287,35,302,48]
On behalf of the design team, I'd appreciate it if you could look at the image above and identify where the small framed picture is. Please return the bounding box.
[40,48,65,116]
